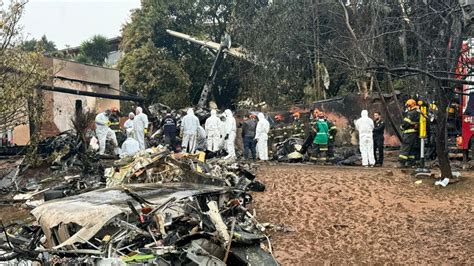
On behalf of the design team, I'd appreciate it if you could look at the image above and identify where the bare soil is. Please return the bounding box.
[252,164,474,264]
[1,157,473,264]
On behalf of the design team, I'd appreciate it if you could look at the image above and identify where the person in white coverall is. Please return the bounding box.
[134,107,148,150]
[355,110,376,167]
[205,109,221,152]
[95,110,118,155]
[124,112,135,130]
[181,108,200,153]
[124,112,135,138]
[223,109,236,158]
[120,128,140,158]
[255,113,270,160]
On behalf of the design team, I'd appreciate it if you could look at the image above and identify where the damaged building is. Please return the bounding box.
[6,57,120,146]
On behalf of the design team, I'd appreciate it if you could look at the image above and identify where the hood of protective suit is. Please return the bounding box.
[222,109,236,134]
[210,109,217,117]
[136,107,143,114]
[182,108,199,134]
[361,110,369,118]
[256,112,270,136]
[356,109,374,136]
[129,112,135,119]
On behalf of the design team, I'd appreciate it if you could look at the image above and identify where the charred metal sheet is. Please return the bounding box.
[31,183,232,248]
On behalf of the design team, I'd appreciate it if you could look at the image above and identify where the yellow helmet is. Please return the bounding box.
[429,103,438,110]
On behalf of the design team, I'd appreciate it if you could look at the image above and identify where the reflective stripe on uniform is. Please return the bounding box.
[330,126,337,130]
[403,129,417,133]
[403,117,412,123]
[408,155,415,159]
[399,154,408,159]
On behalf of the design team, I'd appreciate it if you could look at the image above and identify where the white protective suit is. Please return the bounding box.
[95,111,118,155]
[223,109,236,157]
[181,108,200,153]
[134,107,148,150]
[355,110,375,166]
[120,137,140,158]
[205,109,221,152]
[255,113,270,160]
[124,113,135,138]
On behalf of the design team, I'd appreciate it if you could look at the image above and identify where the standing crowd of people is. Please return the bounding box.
[94,107,148,158]
[353,98,434,168]
[92,107,272,161]
[189,108,271,161]
[296,108,385,167]
[93,100,433,168]
[354,110,385,167]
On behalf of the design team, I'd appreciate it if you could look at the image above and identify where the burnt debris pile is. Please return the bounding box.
[0,137,277,265]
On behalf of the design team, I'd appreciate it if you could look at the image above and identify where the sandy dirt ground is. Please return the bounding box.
[252,164,474,264]
[1,157,473,264]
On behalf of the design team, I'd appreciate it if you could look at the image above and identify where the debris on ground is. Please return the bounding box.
[1,181,277,265]
[0,157,24,193]
[434,177,449,187]
[0,129,277,265]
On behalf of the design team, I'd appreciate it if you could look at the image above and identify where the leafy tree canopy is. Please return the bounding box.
[76,35,111,65]
[120,41,191,108]
[21,35,57,52]
[0,1,49,132]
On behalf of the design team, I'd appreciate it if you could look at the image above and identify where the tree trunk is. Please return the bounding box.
[374,77,402,141]
[384,71,404,117]
[358,79,368,98]
[435,83,453,179]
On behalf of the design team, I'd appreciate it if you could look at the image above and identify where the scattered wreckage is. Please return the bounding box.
[0,131,278,264]
[23,183,277,265]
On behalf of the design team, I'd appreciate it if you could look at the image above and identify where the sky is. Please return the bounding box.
[15,0,141,49]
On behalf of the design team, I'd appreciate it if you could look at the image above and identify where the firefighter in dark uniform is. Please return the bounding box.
[109,107,124,145]
[399,99,420,167]
[291,112,306,138]
[426,102,438,160]
[372,112,385,166]
[299,109,318,155]
[327,118,337,160]
[161,112,178,152]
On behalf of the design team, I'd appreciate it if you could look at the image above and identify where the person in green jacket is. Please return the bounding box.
[312,112,330,162]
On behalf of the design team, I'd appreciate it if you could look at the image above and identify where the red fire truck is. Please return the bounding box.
[457,38,474,160]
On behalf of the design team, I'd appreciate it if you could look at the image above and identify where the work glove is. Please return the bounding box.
[144,128,148,134]
[224,134,229,140]
[105,121,111,126]
[254,138,258,144]
[179,131,183,138]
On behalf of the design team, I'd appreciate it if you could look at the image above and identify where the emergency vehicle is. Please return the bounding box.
[456,38,474,160]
